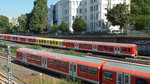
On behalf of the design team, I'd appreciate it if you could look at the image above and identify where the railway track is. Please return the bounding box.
[0,72,16,84]
[1,40,150,66]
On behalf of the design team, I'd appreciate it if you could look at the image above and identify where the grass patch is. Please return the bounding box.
[26,45,42,50]
[29,75,81,84]
[50,49,85,57]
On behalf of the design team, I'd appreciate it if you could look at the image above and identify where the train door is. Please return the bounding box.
[59,42,62,48]
[75,43,78,49]
[42,57,47,68]
[115,46,120,55]
[69,62,77,77]
[117,72,130,84]
[22,53,27,62]
[92,44,96,51]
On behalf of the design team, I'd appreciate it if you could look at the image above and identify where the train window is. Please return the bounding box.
[135,78,148,84]
[104,71,113,81]
[97,45,103,50]
[89,68,97,77]
[125,76,129,84]
[104,46,108,50]
[118,74,122,84]
[108,46,114,51]
[55,61,60,67]
[61,62,67,69]
[80,66,87,74]
[36,56,41,62]
[48,59,54,66]
[87,45,92,48]
[122,47,128,52]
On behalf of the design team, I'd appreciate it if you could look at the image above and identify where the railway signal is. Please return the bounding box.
[0,44,12,84]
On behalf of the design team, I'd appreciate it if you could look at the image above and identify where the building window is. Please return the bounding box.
[90,14,93,20]
[104,71,113,81]
[96,5,98,10]
[89,68,97,77]
[72,16,75,20]
[135,78,148,84]
[90,6,93,12]
[85,8,87,13]
[80,9,82,13]
[80,66,87,74]
[90,0,93,3]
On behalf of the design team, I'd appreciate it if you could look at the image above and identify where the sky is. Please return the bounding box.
[0,0,59,18]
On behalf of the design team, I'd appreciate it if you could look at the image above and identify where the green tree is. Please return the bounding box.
[0,15,12,33]
[72,17,87,33]
[29,0,48,34]
[133,15,150,30]
[50,25,58,33]
[131,0,150,30]
[105,3,132,32]
[58,21,68,33]
[131,0,150,15]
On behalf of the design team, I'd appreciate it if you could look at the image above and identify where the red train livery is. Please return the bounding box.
[0,34,138,58]
[16,48,150,84]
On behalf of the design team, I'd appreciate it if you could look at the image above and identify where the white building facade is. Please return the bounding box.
[48,0,130,33]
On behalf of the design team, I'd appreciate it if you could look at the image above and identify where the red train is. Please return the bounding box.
[0,34,138,58]
[16,48,150,84]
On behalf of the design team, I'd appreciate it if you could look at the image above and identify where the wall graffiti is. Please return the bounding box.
[138,45,150,52]
[133,40,150,45]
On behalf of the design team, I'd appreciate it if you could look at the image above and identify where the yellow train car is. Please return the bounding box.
[36,37,63,47]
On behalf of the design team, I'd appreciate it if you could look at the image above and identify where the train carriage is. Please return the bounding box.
[16,48,108,84]
[16,48,150,84]
[102,62,150,84]
[36,38,63,47]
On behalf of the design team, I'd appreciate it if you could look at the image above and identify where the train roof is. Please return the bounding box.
[17,48,150,76]
[18,48,106,66]
[104,61,150,74]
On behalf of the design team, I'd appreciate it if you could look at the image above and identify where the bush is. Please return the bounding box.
[26,45,42,50]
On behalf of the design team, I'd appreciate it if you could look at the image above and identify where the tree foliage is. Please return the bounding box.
[50,24,58,33]
[131,0,150,30]
[0,15,12,33]
[131,0,150,15]
[105,3,132,31]
[28,0,48,34]
[133,15,150,30]
[58,21,67,33]
[72,17,87,33]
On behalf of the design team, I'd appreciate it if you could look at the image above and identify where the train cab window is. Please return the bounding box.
[61,62,67,69]
[135,78,148,84]
[80,66,87,74]
[128,48,131,52]
[89,68,97,77]
[48,59,54,66]
[104,71,113,81]
[97,45,103,50]
[55,61,60,67]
